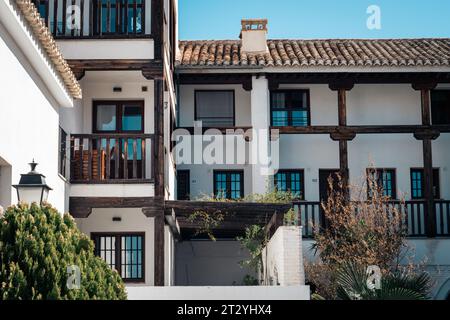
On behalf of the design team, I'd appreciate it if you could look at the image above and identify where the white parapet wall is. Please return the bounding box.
[126,286,310,301]
[262,226,305,286]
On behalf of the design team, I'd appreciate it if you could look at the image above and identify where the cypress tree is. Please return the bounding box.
[0,203,127,300]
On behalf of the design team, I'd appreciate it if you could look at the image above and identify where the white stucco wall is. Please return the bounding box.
[0,21,67,212]
[262,226,305,286]
[176,81,450,202]
[62,71,156,197]
[75,208,155,286]
[126,285,310,300]
[78,71,155,134]
[165,225,176,286]
[175,240,254,286]
[57,39,155,60]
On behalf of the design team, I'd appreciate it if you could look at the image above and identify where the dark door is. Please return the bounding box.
[319,170,341,203]
[319,170,340,228]
[177,170,190,200]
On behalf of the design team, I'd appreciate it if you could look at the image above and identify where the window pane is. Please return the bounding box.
[271,92,286,109]
[287,91,307,109]
[230,173,241,199]
[275,171,303,199]
[196,91,234,127]
[272,111,289,126]
[431,90,450,125]
[121,235,143,280]
[215,173,227,199]
[214,171,243,199]
[275,173,287,191]
[271,91,309,126]
[292,111,308,126]
[96,105,117,131]
[122,105,143,131]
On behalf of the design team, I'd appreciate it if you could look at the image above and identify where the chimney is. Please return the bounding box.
[240,19,268,53]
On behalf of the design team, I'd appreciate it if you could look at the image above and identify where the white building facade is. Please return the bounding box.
[2,2,450,300]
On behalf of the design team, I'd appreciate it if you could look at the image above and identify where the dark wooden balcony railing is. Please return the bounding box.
[32,0,148,38]
[435,200,450,236]
[70,134,154,184]
[293,200,450,239]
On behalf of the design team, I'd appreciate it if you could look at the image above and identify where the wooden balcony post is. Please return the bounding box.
[154,78,165,197]
[329,82,355,197]
[151,0,164,60]
[413,83,438,237]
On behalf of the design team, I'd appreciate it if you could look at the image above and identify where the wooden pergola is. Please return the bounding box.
[164,200,293,239]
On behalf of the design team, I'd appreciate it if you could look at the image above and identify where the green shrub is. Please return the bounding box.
[0,203,127,300]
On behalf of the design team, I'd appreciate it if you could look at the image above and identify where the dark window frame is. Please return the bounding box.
[270,89,311,127]
[177,170,190,200]
[91,232,145,283]
[366,168,397,200]
[93,0,146,36]
[431,89,450,125]
[93,100,145,134]
[194,90,236,127]
[274,169,305,200]
[58,127,67,178]
[410,168,441,200]
[213,170,244,200]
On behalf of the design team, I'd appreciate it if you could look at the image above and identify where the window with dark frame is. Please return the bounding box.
[195,90,235,127]
[274,170,305,200]
[177,170,190,200]
[431,90,450,125]
[94,0,145,35]
[214,170,244,200]
[92,233,144,283]
[59,127,67,178]
[270,90,310,127]
[367,168,397,199]
[93,101,145,179]
[410,168,441,200]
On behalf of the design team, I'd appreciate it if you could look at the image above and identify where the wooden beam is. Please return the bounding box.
[411,85,437,237]
[178,73,254,91]
[151,0,164,60]
[69,197,159,218]
[334,87,352,188]
[165,200,293,216]
[275,125,450,135]
[266,72,450,86]
[154,78,165,198]
[423,138,436,237]
[66,60,163,79]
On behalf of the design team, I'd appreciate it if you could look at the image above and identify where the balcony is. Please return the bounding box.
[33,0,149,39]
[70,134,154,184]
[295,200,450,239]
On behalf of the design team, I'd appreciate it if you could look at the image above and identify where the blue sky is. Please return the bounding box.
[179,0,450,40]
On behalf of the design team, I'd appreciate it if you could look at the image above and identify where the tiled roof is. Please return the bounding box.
[15,0,82,99]
[177,39,450,68]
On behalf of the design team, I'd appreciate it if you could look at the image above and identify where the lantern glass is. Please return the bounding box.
[41,187,50,203]
[17,187,45,204]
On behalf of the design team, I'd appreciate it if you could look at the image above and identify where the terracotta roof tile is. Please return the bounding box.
[176,39,450,69]
[15,0,81,99]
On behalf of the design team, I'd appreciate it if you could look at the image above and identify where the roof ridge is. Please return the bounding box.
[177,38,450,69]
[15,0,82,99]
[179,38,450,43]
